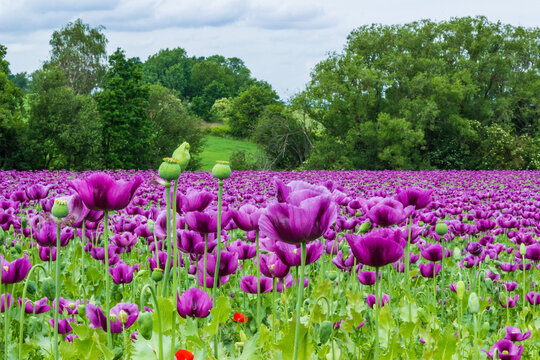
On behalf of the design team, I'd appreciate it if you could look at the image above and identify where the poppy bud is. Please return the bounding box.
[172,142,190,171]
[468,292,479,314]
[320,320,333,343]
[158,157,181,181]
[152,269,163,282]
[453,247,461,261]
[52,199,69,219]
[212,161,232,179]
[68,302,76,311]
[456,281,465,300]
[484,278,493,291]
[435,222,448,236]
[519,244,526,257]
[359,221,372,234]
[139,311,153,340]
[21,217,28,228]
[147,220,154,234]
[119,310,128,325]
[14,243,22,254]
[78,304,86,316]
[26,280,37,295]
[41,277,56,300]
[327,271,338,281]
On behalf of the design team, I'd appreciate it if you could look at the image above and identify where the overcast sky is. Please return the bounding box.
[1,0,538,98]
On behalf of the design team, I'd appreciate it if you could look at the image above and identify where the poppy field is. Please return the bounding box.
[0,162,539,359]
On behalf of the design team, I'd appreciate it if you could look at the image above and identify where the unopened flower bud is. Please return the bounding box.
[172,142,190,171]
[519,243,527,257]
[212,161,232,179]
[158,157,181,181]
[453,247,461,261]
[147,220,154,234]
[468,292,479,314]
[359,221,371,234]
[456,281,465,300]
[435,222,448,236]
[327,271,338,281]
[152,269,163,282]
[21,217,28,228]
[51,199,69,219]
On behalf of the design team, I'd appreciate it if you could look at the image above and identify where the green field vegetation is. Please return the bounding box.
[198,135,259,171]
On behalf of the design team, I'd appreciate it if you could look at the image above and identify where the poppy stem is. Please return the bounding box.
[212,178,224,359]
[162,183,172,297]
[53,222,61,360]
[374,267,380,360]
[406,215,412,322]
[103,210,112,348]
[140,284,163,360]
[171,180,179,360]
[292,242,306,360]
[81,222,86,305]
[256,230,261,328]
[18,264,47,360]
[3,283,8,358]
[203,234,208,290]
[272,277,277,343]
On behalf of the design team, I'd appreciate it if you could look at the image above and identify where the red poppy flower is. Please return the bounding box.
[233,312,248,323]
[175,349,194,360]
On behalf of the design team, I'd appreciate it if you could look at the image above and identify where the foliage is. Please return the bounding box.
[199,135,258,171]
[96,49,153,169]
[47,18,108,95]
[304,16,540,169]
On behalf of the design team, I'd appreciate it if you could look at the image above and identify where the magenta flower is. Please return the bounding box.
[178,230,213,255]
[179,190,214,213]
[53,298,81,315]
[419,262,442,278]
[525,291,540,305]
[525,244,540,262]
[358,271,378,286]
[86,302,139,333]
[176,288,213,319]
[505,327,531,342]
[240,275,273,294]
[274,241,323,267]
[231,204,263,231]
[274,178,331,205]
[420,243,444,262]
[482,339,523,360]
[227,240,256,260]
[38,246,57,261]
[69,172,142,211]
[204,251,239,277]
[366,198,414,227]
[259,195,337,245]
[1,253,32,284]
[499,294,519,308]
[35,221,72,247]
[18,297,51,314]
[366,293,389,308]
[466,242,484,257]
[345,228,404,268]
[185,210,231,234]
[395,187,432,210]
[109,262,135,284]
[0,293,13,312]
[259,253,290,278]
[25,184,52,201]
[49,318,74,334]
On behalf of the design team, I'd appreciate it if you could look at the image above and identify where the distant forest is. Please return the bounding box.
[1,16,538,171]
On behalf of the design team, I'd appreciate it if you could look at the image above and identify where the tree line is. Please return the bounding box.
[1,16,539,171]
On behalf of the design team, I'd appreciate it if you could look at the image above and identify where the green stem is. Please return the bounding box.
[256,230,261,328]
[3,283,8,358]
[171,180,179,360]
[81,222,86,305]
[292,242,306,360]
[53,222,61,360]
[406,215,412,322]
[203,234,208,290]
[212,178,224,359]
[374,267,380,360]
[140,284,163,360]
[473,313,478,360]
[272,278,277,343]
[103,211,112,347]
[19,264,47,360]
[522,254,526,314]
[161,183,172,297]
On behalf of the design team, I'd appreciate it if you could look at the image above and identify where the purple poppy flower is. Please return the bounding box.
[331,250,355,272]
[109,262,135,284]
[38,246,57,262]
[153,209,182,240]
[259,194,337,245]
[525,244,540,262]
[525,291,540,305]
[69,172,142,211]
[49,318,74,334]
[176,288,213,319]
[358,271,378,286]
[231,204,263,231]
[1,253,32,284]
[240,275,273,294]
[87,302,139,333]
[10,190,28,202]
[504,327,531,342]
[274,178,331,205]
[366,198,414,227]
[345,228,404,268]
[19,297,51,314]
[148,251,173,272]
[227,240,256,260]
[419,262,442,278]
[395,187,432,210]
[420,243,444,262]
[366,293,389,308]
[274,241,324,267]
[466,242,484,257]
[500,262,518,272]
[180,190,214,213]
[482,339,523,360]
[259,253,290,278]
[185,210,231,234]
[275,274,294,292]
[1,293,13,312]
[499,294,519,308]
[110,232,138,251]
[197,271,229,289]
[34,221,72,248]
[178,230,212,255]
[25,184,52,201]
[504,282,518,291]
[204,251,239,277]
[53,298,80,315]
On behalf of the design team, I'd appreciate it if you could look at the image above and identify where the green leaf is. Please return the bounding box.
[435,326,457,360]
[399,297,418,323]
[206,296,231,336]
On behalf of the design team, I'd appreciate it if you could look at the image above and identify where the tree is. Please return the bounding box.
[229,82,279,138]
[96,49,152,169]
[143,47,192,96]
[48,18,108,94]
[25,66,102,170]
[146,84,204,169]
[0,45,25,169]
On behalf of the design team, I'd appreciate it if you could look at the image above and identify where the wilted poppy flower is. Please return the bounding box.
[176,288,212,319]
[366,198,414,227]
[233,312,248,323]
[345,228,404,268]
[69,172,142,211]
[239,275,273,294]
[259,194,337,245]
[482,339,523,360]
[504,327,531,342]
[395,187,432,210]
[175,349,195,360]
[18,297,51,314]
[366,293,389,308]
[1,253,32,284]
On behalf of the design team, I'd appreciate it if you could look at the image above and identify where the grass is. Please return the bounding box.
[198,135,259,171]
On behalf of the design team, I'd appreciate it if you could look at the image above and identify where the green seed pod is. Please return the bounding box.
[456,281,465,300]
[139,311,153,340]
[152,269,163,282]
[435,222,448,236]
[51,199,69,219]
[327,271,338,281]
[319,320,333,344]
[359,221,372,234]
[158,157,181,181]
[172,142,191,171]
[41,277,56,300]
[468,292,479,314]
[212,161,232,179]
[453,247,461,261]
[119,310,128,325]
[26,280,37,295]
